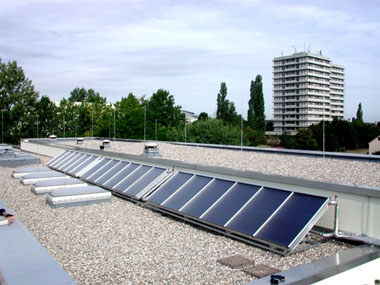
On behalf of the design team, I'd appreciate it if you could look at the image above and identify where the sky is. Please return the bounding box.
[1,0,380,122]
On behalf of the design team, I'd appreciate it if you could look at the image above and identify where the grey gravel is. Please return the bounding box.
[66,140,380,188]
[1,149,353,284]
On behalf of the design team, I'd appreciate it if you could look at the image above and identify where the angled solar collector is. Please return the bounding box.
[104,162,139,188]
[95,160,126,185]
[86,159,119,183]
[51,151,78,170]
[57,152,83,171]
[144,171,329,254]
[64,154,95,175]
[122,167,167,199]
[69,155,99,176]
[59,152,86,172]
[48,150,75,168]
[46,150,70,167]
[42,150,329,254]
[113,165,152,192]
[81,158,110,180]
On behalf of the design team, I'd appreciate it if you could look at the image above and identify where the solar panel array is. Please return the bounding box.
[46,150,330,254]
[144,171,329,252]
[48,150,169,200]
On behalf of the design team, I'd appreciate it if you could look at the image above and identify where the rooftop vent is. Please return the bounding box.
[48,135,57,142]
[102,139,111,148]
[141,142,161,158]
[76,138,84,145]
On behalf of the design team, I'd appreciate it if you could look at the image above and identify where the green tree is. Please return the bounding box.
[181,118,240,145]
[279,131,296,149]
[115,93,145,139]
[216,82,228,121]
[216,82,239,125]
[356,103,363,123]
[332,118,357,150]
[148,89,184,129]
[198,112,209,121]
[295,129,318,150]
[0,59,39,143]
[68,87,106,104]
[247,75,265,131]
[36,95,57,137]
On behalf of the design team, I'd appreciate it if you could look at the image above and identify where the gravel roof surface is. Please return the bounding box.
[64,140,380,188]
[1,145,354,284]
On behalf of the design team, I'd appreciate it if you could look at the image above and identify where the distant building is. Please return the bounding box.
[369,136,380,155]
[181,110,198,123]
[273,52,344,133]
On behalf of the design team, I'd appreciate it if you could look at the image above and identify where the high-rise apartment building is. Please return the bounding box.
[273,52,344,133]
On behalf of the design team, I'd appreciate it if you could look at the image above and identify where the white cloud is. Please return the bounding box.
[1,0,379,121]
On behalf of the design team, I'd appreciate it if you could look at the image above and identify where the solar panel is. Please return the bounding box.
[201,183,261,226]
[104,163,139,188]
[85,158,115,182]
[46,150,70,167]
[162,175,213,211]
[81,158,110,180]
[92,160,120,183]
[52,151,78,169]
[180,179,235,218]
[59,152,84,171]
[254,192,328,248]
[70,155,98,176]
[145,172,193,204]
[143,171,329,254]
[48,150,73,168]
[61,153,87,172]
[225,187,291,236]
[44,150,329,254]
[113,165,152,192]
[124,167,166,198]
[64,154,92,173]
[95,161,126,185]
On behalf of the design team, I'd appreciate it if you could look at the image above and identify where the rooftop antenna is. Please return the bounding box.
[291,45,297,53]
[281,50,283,56]
[308,43,311,53]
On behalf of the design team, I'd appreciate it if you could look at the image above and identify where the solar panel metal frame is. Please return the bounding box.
[121,167,169,199]
[103,162,139,189]
[76,157,105,178]
[51,151,78,170]
[93,160,122,184]
[63,154,93,174]
[142,170,330,255]
[51,151,77,169]
[69,155,99,176]
[101,161,132,187]
[60,153,86,172]
[46,150,70,167]
[112,164,152,193]
[84,158,113,182]
[57,152,86,172]
[48,150,73,168]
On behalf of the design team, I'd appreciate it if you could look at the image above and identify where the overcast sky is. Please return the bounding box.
[1,0,379,122]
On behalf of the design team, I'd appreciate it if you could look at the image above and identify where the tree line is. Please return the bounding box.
[1,58,378,151]
[279,104,380,151]
[0,59,267,146]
